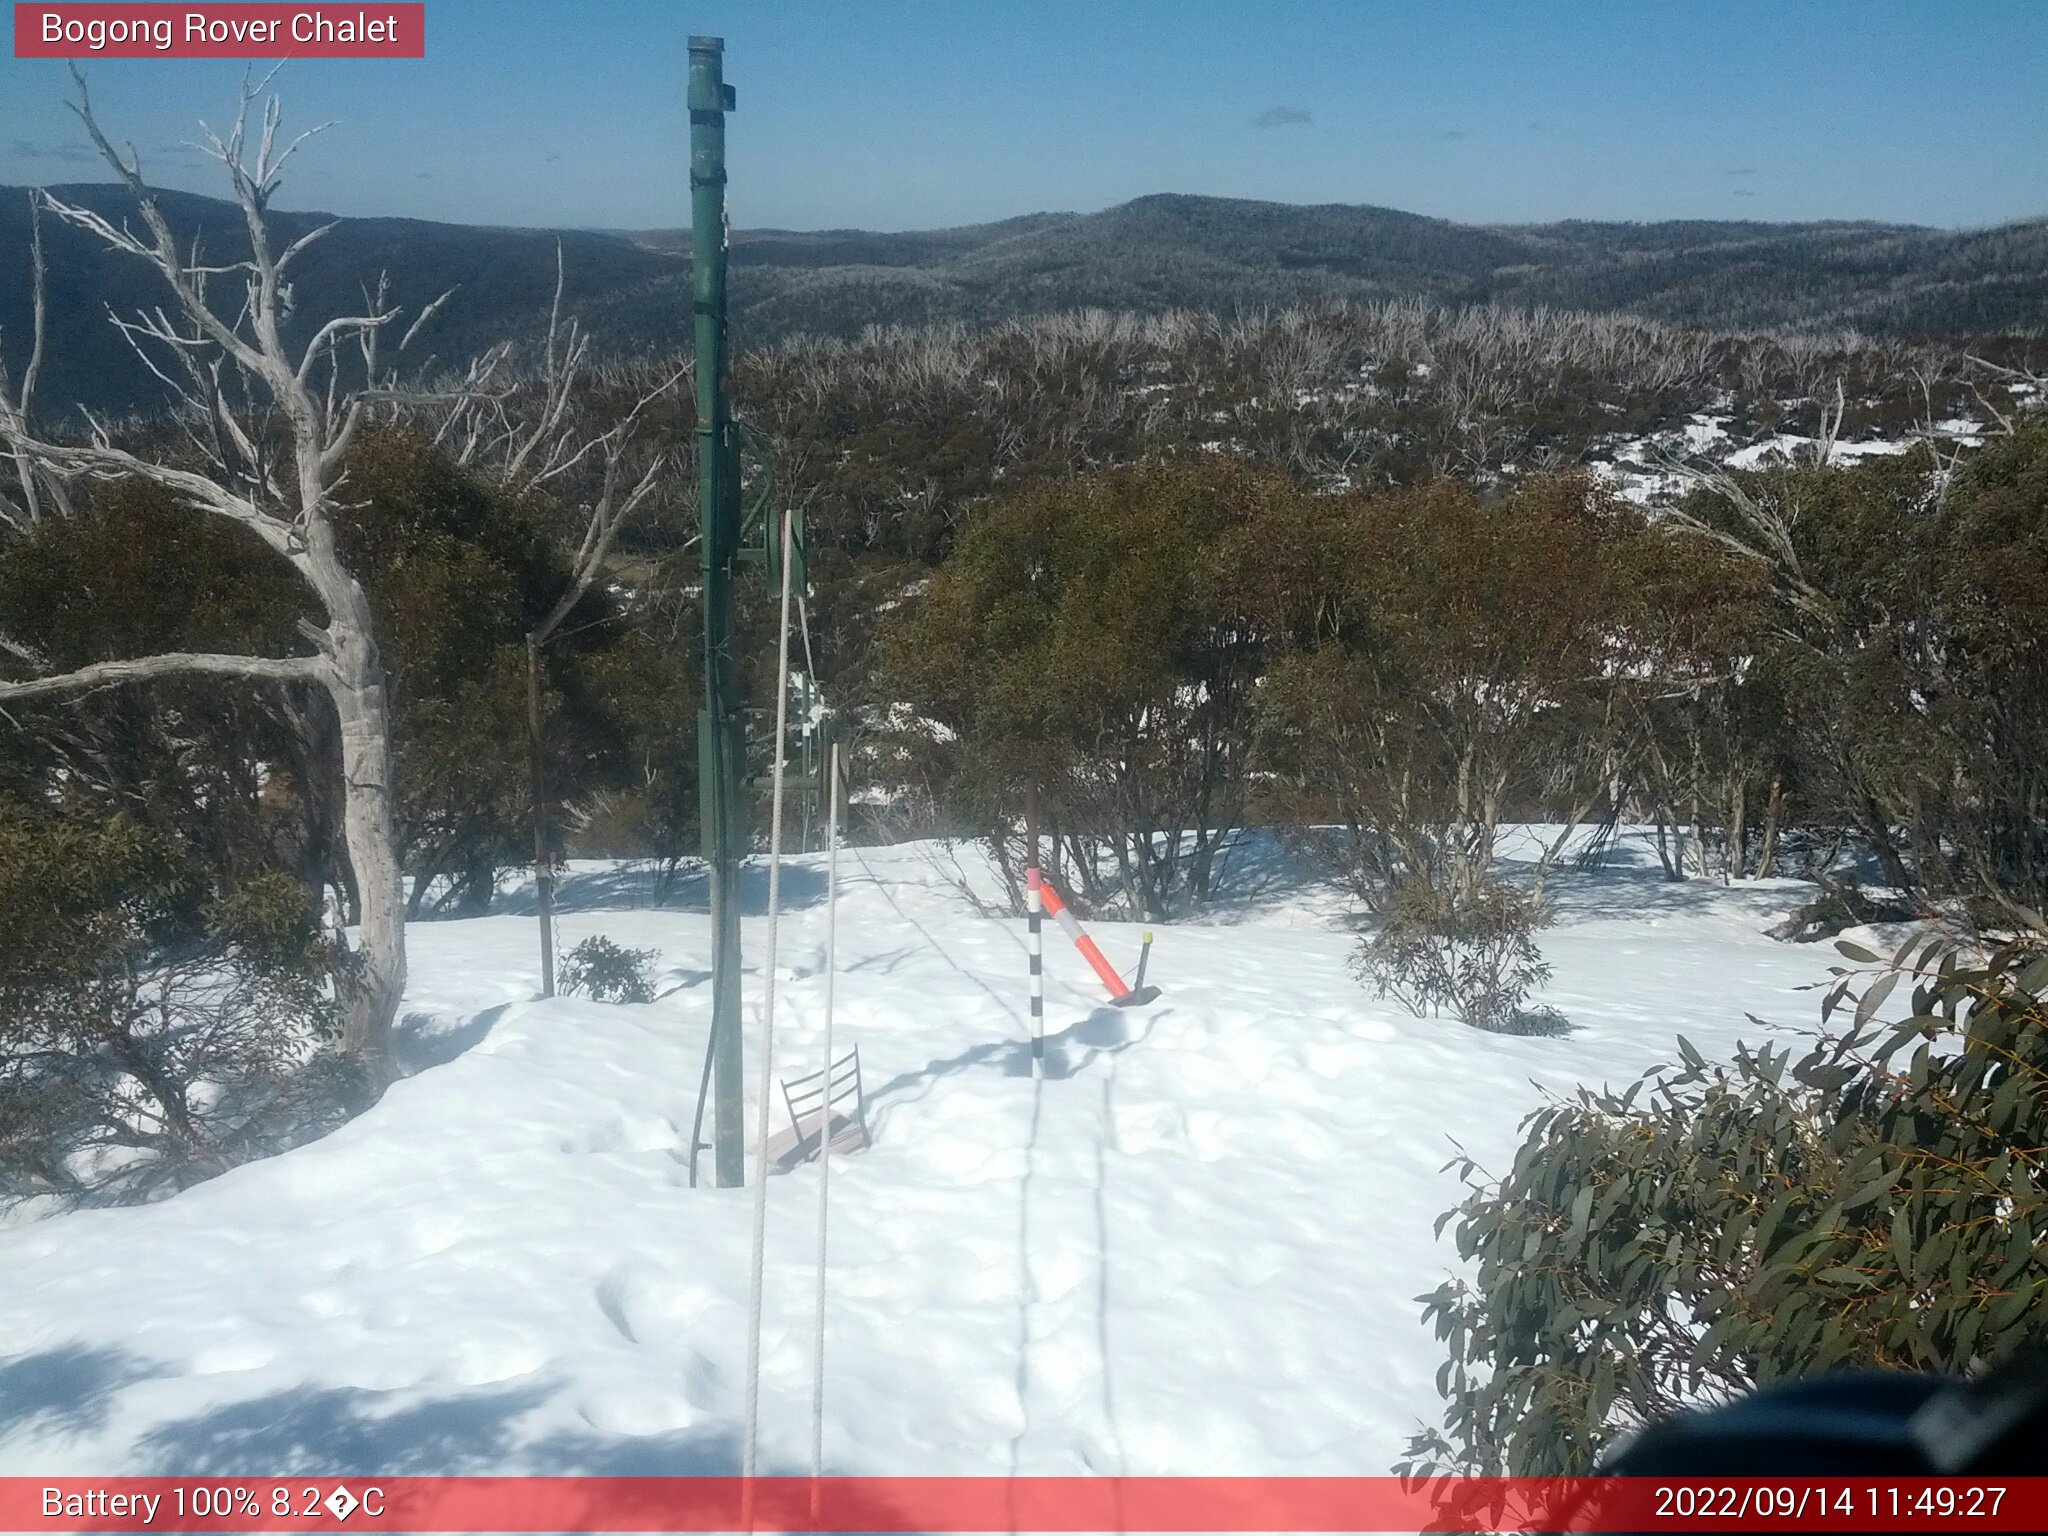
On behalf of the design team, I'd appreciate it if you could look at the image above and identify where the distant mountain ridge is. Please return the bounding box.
[4,186,2044,421]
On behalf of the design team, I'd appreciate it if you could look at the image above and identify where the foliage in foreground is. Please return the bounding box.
[1400,933,2048,1476]
[0,813,354,1208]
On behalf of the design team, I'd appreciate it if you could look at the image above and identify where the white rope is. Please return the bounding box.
[742,506,798,1501]
[809,739,843,1523]
[796,591,820,694]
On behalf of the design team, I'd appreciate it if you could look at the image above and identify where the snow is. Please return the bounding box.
[1723,434,1912,470]
[1817,439,1916,463]
[1585,408,1994,508]
[1677,414,1729,453]
[0,832,1858,1478]
[1587,456,1688,508]
[876,703,955,744]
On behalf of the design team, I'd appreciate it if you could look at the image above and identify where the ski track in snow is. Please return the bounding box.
[0,831,1860,1477]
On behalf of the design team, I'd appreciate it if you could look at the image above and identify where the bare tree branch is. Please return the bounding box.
[533,450,667,646]
[0,73,417,1082]
[0,632,45,668]
[0,651,327,702]
[1655,451,1837,631]
[0,193,51,528]
[20,193,47,413]
[21,437,298,554]
[1814,376,1844,465]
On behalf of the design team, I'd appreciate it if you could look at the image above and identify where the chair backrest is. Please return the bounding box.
[780,1045,863,1138]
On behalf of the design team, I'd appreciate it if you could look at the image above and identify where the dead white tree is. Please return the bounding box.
[1812,376,1846,466]
[1962,352,2046,437]
[1907,365,1975,502]
[0,72,453,1091]
[0,193,66,533]
[1652,377,1855,633]
[429,254,679,992]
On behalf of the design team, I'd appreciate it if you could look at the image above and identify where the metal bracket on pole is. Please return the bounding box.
[734,425,805,591]
[687,37,736,113]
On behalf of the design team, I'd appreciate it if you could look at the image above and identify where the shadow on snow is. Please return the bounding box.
[477,861,827,920]
[2,1342,916,1499]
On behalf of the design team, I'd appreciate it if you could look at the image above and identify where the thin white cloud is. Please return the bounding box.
[1253,106,1313,130]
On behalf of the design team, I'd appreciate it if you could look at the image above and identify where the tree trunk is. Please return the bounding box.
[1753,774,1783,880]
[328,627,406,1093]
[528,636,556,996]
[1652,813,1682,880]
[1859,789,1916,896]
[449,853,498,918]
[297,694,359,926]
[1729,776,1747,885]
[405,849,442,920]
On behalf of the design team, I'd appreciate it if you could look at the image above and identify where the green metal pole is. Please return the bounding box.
[690,36,746,1189]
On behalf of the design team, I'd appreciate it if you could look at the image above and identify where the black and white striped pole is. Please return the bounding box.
[1025,779,1044,1078]
[1027,867,1045,1078]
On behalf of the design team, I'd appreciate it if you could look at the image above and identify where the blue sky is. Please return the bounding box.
[3,0,2045,231]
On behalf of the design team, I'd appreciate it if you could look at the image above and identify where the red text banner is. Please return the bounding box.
[14,5,424,58]
[5,1475,2047,1532]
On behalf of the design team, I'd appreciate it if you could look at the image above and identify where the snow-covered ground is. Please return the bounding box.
[0,832,1860,1478]
[1586,397,2014,508]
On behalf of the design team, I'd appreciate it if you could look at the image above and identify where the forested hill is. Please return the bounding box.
[0,184,670,422]
[708,196,2048,344]
[5,184,2046,420]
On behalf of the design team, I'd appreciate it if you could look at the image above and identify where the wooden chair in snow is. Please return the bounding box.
[765,1045,869,1174]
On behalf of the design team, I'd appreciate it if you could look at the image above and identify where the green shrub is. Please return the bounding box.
[559,935,659,1004]
[1400,932,2048,1476]
[1356,878,1562,1034]
[880,456,1291,919]
[0,814,352,1209]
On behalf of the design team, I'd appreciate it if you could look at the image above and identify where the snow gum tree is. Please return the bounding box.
[0,76,447,1091]
[882,457,1291,918]
[1665,418,2048,922]
[1255,474,1638,1029]
[1257,473,1635,912]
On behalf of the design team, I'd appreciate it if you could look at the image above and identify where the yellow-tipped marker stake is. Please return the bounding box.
[1036,877,1159,1007]
[1135,931,1154,991]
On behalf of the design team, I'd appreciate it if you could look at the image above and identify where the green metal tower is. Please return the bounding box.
[690,35,746,1189]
